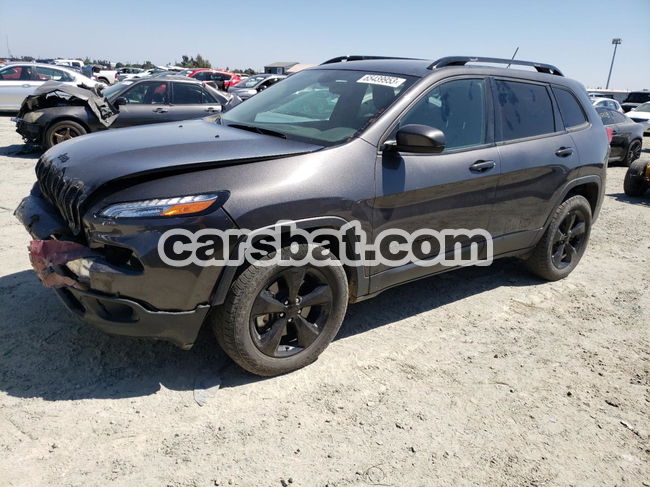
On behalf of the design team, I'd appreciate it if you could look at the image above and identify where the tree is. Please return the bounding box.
[179,54,211,69]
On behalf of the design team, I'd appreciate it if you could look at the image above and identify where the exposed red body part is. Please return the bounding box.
[28,240,95,289]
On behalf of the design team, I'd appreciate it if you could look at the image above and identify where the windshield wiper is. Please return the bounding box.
[227,123,287,139]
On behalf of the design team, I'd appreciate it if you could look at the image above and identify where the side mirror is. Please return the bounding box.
[390,124,446,154]
[114,97,128,106]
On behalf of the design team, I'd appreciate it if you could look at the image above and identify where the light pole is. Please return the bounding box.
[606,38,622,89]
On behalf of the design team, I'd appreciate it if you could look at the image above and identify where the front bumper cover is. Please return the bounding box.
[56,286,209,349]
[15,189,221,349]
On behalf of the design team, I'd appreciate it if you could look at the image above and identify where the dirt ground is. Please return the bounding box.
[0,114,648,487]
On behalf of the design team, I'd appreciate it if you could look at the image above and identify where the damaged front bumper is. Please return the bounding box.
[15,119,43,143]
[15,189,223,349]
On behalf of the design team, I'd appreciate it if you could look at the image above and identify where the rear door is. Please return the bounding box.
[169,82,221,120]
[490,78,579,254]
[112,80,173,127]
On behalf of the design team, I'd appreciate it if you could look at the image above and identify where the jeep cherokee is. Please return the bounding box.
[15,55,609,376]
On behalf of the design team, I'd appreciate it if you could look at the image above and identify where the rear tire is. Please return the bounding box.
[623,160,649,197]
[623,139,642,167]
[212,244,348,376]
[44,120,86,149]
[526,195,592,281]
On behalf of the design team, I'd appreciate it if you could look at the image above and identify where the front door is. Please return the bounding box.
[371,77,500,292]
[112,80,175,127]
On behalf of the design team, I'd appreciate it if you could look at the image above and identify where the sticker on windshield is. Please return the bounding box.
[357,74,406,88]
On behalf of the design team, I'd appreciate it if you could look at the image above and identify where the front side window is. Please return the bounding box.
[221,69,417,146]
[552,87,587,129]
[122,81,168,104]
[495,80,555,141]
[398,78,487,151]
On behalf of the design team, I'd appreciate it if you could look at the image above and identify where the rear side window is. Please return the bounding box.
[494,80,555,141]
[597,109,627,125]
[173,83,208,104]
[553,87,587,129]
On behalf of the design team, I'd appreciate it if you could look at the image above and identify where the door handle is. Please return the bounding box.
[555,147,574,158]
[204,107,220,113]
[469,160,496,172]
[22,84,31,88]
[153,107,168,113]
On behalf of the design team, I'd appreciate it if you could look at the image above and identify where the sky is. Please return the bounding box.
[0,0,648,90]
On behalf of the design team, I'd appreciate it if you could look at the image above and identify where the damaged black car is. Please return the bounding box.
[15,77,240,149]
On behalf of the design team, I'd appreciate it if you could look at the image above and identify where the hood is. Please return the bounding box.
[37,119,322,210]
[19,81,117,127]
[628,111,650,120]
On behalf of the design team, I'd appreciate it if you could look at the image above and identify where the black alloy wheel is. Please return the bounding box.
[251,267,333,358]
[551,210,587,270]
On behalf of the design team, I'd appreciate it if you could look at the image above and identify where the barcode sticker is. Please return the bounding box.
[357,74,406,88]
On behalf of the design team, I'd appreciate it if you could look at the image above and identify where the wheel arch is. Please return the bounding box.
[210,216,370,306]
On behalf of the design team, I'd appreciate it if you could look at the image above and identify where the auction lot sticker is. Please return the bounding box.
[357,74,406,88]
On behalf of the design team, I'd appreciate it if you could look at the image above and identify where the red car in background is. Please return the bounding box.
[186,69,242,90]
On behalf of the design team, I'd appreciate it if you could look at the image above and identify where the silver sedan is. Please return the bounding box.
[0,63,102,111]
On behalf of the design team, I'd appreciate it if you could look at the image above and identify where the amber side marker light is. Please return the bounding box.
[161,200,216,216]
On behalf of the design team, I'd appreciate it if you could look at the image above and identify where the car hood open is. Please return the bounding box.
[36,119,322,211]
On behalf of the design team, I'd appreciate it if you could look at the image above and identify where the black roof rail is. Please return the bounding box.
[320,55,420,65]
[427,56,564,76]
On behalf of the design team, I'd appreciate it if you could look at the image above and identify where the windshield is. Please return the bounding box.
[237,75,268,88]
[625,92,650,103]
[221,69,417,146]
[102,81,131,100]
[633,102,650,112]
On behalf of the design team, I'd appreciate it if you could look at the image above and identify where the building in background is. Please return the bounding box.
[264,61,298,75]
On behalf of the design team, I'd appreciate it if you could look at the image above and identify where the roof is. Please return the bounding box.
[264,61,299,68]
[313,56,579,88]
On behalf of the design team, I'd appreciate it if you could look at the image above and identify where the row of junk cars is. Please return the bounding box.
[0,58,648,168]
[0,59,286,148]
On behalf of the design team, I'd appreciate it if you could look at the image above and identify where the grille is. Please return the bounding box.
[36,156,84,235]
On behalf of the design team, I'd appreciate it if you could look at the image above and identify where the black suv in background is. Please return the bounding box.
[16,56,608,376]
[621,91,650,113]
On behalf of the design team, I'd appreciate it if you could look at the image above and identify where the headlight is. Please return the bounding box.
[23,111,44,123]
[98,192,224,219]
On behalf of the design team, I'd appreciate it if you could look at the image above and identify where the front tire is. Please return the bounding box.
[212,244,348,376]
[44,120,86,149]
[526,195,592,281]
[623,160,649,197]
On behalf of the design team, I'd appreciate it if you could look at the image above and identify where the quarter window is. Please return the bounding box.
[399,78,487,151]
[552,87,588,129]
[495,80,555,141]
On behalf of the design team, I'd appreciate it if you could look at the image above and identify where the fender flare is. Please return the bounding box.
[542,174,603,232]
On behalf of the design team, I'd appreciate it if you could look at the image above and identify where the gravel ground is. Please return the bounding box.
[0,115,648,487]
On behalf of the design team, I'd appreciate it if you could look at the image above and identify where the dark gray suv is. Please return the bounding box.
[16,55,608,376]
